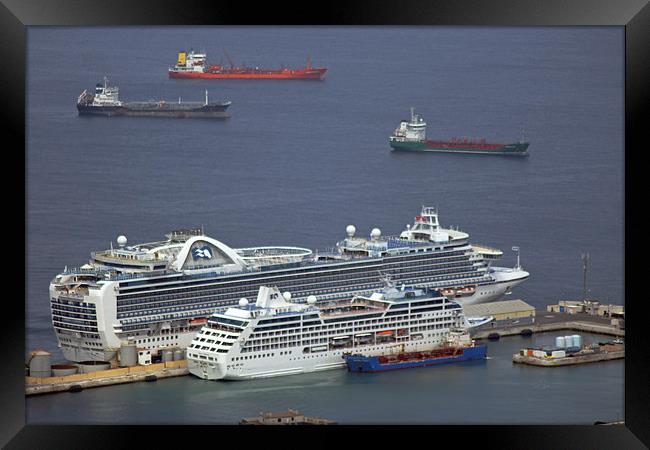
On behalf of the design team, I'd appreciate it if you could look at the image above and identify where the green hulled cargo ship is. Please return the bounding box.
[389,108,529,156]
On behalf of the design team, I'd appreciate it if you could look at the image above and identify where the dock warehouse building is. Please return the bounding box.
[462,299,536,328]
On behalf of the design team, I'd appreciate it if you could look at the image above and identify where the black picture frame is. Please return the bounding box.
[5,0,648,447]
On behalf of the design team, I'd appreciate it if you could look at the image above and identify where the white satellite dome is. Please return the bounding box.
[307,295,317,304]
[117,235,127,247]
[282,291,292,301]
[370,228,381,240]
[346,225,356,237]
[239,298,249,307]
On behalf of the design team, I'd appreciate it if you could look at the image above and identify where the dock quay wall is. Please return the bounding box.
[472,321,624,340]
[25,360,188,396]
[513,350,624,367]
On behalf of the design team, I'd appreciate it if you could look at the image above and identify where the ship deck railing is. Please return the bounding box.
[120,307,217,324]
[62,267,104,275]
[101,242,485,282]
[320,305,386,318]
[471,244,503,254]
[57,293,87,301]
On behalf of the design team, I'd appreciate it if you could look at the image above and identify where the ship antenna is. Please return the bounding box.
[512,246,520,269]
[411,107,415,123]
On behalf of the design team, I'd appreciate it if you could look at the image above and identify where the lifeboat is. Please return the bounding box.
[457,286,477,296]
[189,317,208,325]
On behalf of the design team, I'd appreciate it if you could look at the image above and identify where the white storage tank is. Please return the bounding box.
[555,336,566,348]
[572,335,582,348]
[161,348,174,362]
[28,350,51,378]
[51,364,79,377]
[564,336,573,348]
[77,361,111,374]
[119,342,138,367]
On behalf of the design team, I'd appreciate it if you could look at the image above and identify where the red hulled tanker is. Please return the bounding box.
[169,50,327,80]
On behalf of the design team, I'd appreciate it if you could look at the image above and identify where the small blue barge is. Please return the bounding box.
[345,345,487,373]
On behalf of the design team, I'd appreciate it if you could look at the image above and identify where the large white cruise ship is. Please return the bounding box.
[187,284,475,380]
[49,206,529,362]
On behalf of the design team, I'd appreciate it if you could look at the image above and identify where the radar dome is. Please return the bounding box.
[239,298,249,307]
[307,295,317,304]
[117,235,127,247]
[346,225,356,237]
[282,291,292,301]
[370,228,381,240]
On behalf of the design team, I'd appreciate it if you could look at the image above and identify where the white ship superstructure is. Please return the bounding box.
[49,206,529,362]
[77,77,122,107]
[390,107,427,143]
[187,284,473,380]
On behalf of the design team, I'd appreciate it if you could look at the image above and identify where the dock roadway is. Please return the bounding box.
[25,360,189,396]
[471,310,624,340]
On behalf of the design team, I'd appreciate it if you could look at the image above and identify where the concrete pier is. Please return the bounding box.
[25,360,188,396]
[471,310,624,340]
[513,349,624,367]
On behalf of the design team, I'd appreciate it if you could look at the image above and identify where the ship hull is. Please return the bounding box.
[169,69,326,80]
[55,268,529,364]
[188,339,450,381]
[390,139,529,156]
[55,269,527,362]
[345,345,487,372]
[77,103,230,118]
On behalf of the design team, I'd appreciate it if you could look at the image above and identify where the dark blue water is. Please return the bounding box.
[26,27,624,424]
[26,331,623,425]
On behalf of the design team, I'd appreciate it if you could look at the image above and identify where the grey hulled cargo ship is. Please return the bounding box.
[77,77,231,118]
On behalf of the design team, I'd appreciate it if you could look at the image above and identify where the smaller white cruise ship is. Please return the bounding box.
[187,281,474,380]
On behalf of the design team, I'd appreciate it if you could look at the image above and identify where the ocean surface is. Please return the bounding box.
[26,27,624,424]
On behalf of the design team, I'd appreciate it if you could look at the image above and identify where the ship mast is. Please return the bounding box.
[223,47,234,69]
[205,89,208,106]
[582,252,590,300]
